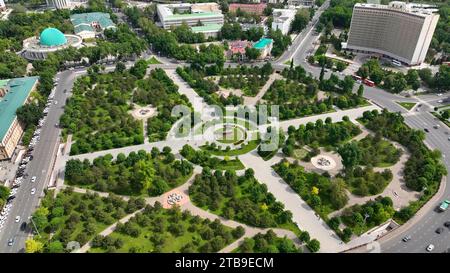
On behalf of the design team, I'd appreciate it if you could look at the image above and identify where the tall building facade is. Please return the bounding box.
[345,1,439,65]
[47,0,72,9]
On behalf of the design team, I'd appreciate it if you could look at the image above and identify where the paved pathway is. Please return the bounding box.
[244,73,283,105]
[238,151,345,252]
[72,167,302,253]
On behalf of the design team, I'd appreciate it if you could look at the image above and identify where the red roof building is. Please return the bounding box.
[229,3,267,15]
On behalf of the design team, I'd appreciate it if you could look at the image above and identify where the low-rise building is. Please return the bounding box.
[157,3,224,29]
[229,3,267,15]
[253,37,273,59]
[0,77,39,161]
[227,40,252,61]
[272,9,296,35]
[288,0,315,7]
[22,27,82,60]
[70,12,116,40]
[190,23,223,39]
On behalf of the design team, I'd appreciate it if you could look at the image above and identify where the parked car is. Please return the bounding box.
[436,227,444,234]
[402,235,411,242]
[426,244,435,252]
[31,188,36,195]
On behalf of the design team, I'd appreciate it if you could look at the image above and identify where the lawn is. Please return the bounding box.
[34,188,146,253]
[215,158,246,171]
[189,169,301,235]
[146,56,162,64]
[89,204,242,253]
[292,148,309,161]
[396,101,416,110]
[200,139,260,156]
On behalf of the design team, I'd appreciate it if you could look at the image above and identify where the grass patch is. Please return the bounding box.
[200,139,260,156]
[396,101,416,110]
[146,56,161,64]
[89,204,243,253]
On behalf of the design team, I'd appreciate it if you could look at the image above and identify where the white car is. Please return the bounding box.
[15,216,20,223]
[426,244,435,252]
[31,176,36,183]
[54,100,58,105]
[438,100,443,103]
[31,188,36,195]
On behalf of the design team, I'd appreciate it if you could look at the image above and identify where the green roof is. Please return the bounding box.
[0,77,39,141]
[70,12,116,32]
[167,12,222,20]
[40,28,67,47]
[191,24,222,33]
[253,38,273,50]
[74,24,95,33]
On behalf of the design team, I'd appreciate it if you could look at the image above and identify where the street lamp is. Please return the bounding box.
[28,216,40,237]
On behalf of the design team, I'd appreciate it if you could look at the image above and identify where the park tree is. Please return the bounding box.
[245,47,261,61]
[357,84,364,97]
[338,142,361,169]
[25,239,44,253]
[307,239,320,253]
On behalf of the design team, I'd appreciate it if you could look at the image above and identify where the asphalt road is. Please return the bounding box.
[0,70,76,252]
[275,3,450,252]
[1,0,448,252]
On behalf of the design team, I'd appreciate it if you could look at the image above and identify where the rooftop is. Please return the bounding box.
[191,23,223,33]
[70,12,116,31]
[0,76,39,141]
[355,1,438,16]
[253,38,273,50]
[167,12,222,20]
[40,28,67,47]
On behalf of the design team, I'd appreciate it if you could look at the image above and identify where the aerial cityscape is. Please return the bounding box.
[0,0,449,259]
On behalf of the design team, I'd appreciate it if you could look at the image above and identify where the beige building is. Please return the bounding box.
[345,2,439,65]
[0,77,39,161]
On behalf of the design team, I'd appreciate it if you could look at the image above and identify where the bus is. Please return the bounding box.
[363,78,375,87]
[352,74,362,83]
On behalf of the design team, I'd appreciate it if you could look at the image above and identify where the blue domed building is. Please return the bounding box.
[22,27,82,60]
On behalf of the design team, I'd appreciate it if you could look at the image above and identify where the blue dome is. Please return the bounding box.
[40,28,67,47]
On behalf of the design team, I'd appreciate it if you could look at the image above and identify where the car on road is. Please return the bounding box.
[7,238,14,246]
[434,124,440,129]
[20,222,27,231]
[15,216,20,223]
[426,244,435,252]
[424,128,429,133]
[31,188,36,195]
[444,221,450,228]
[31,176,36,183]
[438,200,450,212]
[402,235,411,242]
[54,100,58,105]
[436,227,444,234]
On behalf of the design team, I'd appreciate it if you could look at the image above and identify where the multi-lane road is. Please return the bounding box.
[277,0,450,252]
[0,0,448,253]
[0,70,76,252]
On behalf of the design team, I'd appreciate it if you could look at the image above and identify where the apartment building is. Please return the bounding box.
[345,1,440,65]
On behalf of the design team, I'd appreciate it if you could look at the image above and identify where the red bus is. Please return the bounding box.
[363,78,375,87]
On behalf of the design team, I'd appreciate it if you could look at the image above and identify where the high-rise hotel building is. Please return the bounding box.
[345,2,439,65]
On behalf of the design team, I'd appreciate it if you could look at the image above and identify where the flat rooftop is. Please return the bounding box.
[253,38,273,49]
[191,23,222,33]
[0,76,39,141]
